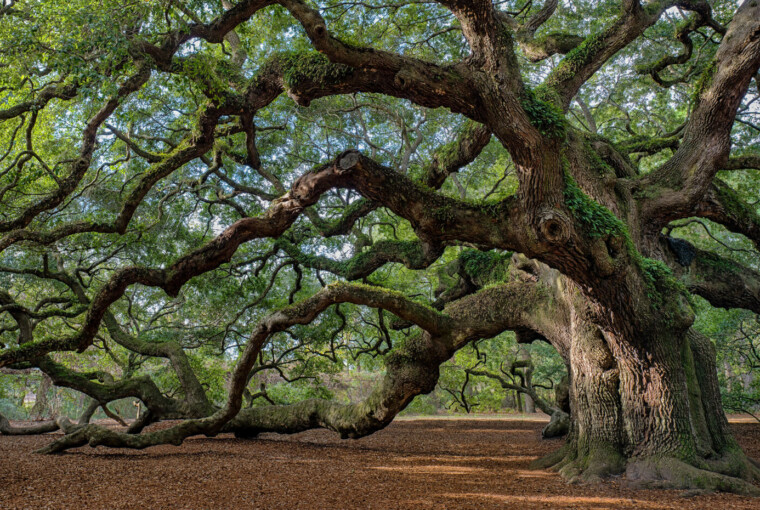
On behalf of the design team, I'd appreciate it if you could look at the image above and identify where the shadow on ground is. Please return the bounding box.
[1,416,759,509]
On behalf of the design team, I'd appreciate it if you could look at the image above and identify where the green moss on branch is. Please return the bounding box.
[563,171,625,238]
[460,249,512,286]
[279,51,353,88]
[521,86,566,138]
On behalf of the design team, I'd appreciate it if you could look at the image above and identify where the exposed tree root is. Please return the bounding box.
[0,411,59,435]
[541,410,570,439]
[531,444,571,470]
[534,445,760,495]
[699,446,760,481]
[560,447,627,484]
[626,456,760,496]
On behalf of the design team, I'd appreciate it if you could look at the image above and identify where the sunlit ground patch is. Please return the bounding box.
[442,493,672,509]
[370,464,485,475]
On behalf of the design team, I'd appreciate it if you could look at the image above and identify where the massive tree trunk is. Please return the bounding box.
[531,268,760,494]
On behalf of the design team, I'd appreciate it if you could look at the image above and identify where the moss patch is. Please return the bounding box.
[521,86,566,139]
[692,59,717,106]
[279,51,353,88]
[460,249,512,285]
[563,170,625,238]
[546,30,609,86]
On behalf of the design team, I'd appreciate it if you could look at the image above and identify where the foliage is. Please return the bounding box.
[520,87,566,138]
[280,51,353,88]
[0,0,758,447]
[562,171,625,238]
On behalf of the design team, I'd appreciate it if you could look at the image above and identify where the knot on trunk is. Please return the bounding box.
[287,93,311,107]
[337,150,361,171]
[313,24,327,38]
[665,236,696,266]
[537,209,571,244]
[394,70,414,89]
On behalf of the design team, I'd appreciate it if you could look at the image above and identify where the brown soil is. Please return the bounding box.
[1,416,759,509]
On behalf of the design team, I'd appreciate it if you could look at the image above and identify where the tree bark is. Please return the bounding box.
[0,412,59,435]
[532,267,760,494]
[516,346,536,414]
[30,373,52,420]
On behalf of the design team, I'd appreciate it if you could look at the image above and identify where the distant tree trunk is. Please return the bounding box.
[723,361,734,393]
[555,375,570,414]
[523,394,535,413]
[30,374,52,421]
[517,346,535,414]
[78,398,100,425]
[741,371,753,392]
[16,375,27,409]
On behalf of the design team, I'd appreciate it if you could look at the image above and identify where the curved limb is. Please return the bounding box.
[1,149,529,368]
[35,283,455,453]
[465,367,569,438]
[224,332,445,439]
[36,268,557,452]
[423,121,492,189]
[35,266,213,416]
[0,66,151,234]
[276,238,444,281]
[221,275,564,439]
[126,408,156,435]
[0,412,58,435]
[684,248,760,313]
[640,0,760,230]
[77,398,100,425]
[543,1,671,110]
[693,178,760,248]
[635,5,725,88]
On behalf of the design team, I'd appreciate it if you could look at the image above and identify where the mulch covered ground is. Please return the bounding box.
[1,415,760,509]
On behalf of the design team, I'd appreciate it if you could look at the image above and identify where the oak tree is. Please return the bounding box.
[1,0,760,494]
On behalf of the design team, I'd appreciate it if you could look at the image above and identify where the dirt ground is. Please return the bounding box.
[1,415,760,509]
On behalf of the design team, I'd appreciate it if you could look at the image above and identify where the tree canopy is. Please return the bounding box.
[1,0,760,495]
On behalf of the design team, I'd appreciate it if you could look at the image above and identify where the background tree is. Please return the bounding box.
[0,0,759,495]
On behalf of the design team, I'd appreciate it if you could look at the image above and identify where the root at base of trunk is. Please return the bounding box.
[532,447,760,496]
[532,444,626,484]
